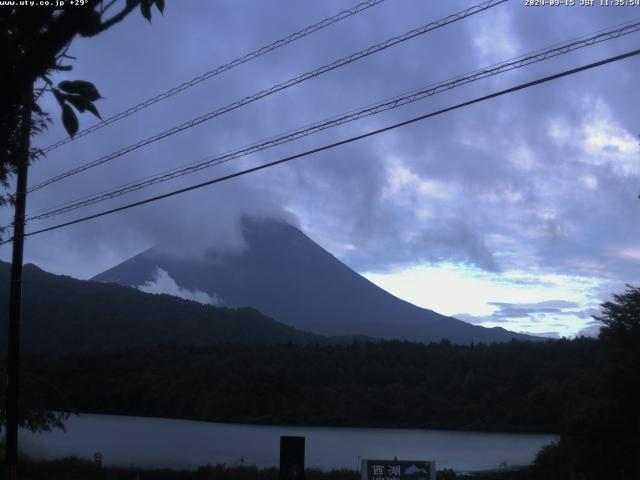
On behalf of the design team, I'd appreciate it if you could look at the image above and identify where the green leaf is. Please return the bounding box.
[58,80,102,102]
[154,0,164,14]
[61,104,79,137]
[140,0,152,21]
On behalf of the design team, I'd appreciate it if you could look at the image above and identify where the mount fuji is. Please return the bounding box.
[93,217,535,344]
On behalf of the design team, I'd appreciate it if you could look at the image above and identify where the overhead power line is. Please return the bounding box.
[23,19,640,223]
[4,47,638,245]
[28,0,508,193]
[39,0,389,154]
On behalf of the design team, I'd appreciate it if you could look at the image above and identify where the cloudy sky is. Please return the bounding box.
[2,0,640,338]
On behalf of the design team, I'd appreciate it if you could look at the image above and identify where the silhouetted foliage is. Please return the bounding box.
[11,458,358,480]
[0,0,164,230]
[523,285,640,479]
[0,364,69,435]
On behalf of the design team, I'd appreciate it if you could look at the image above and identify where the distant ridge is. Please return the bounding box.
[0,261,331,353]
[93,217,537,344]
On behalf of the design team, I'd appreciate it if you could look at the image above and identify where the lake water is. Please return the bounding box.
[20,414,557,473]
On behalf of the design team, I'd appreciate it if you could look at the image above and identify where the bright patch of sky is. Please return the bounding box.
[618,247,640,261]
[550,98,640,174]
[471,8,519,64]
[383,157,454,202]
[363,262,603,338]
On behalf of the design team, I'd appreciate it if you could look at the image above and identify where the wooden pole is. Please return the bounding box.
[4,85,32,480]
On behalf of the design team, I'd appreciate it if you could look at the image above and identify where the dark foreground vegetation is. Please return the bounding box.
[9,456,632,480]
[3,457,356,480]
[0,457,534,480]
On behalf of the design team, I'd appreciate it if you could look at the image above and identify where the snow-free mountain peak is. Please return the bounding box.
[92,217,535,344]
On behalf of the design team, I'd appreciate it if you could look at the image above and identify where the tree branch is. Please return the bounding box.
[100,0,119,16]
[83,0,140,37]
[0,0,140,120]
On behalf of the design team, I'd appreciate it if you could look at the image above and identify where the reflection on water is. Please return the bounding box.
[21,414,557,473]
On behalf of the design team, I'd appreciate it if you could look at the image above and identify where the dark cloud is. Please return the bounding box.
[456,300,596,329]
[488,300,581,318]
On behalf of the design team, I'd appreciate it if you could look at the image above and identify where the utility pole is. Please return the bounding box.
[5,85,33,480]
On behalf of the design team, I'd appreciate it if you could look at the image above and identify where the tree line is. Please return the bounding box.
[7,338,601,433]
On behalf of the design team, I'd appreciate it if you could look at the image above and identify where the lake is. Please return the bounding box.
[20,414,557,473]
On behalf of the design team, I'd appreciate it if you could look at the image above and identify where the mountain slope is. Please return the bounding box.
[93,217,535,344]
[0,261,325,353]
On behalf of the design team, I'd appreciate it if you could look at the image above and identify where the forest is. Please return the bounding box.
[9,338,600,432]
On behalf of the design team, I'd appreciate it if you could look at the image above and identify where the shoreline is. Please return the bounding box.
[52,410,560,436]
